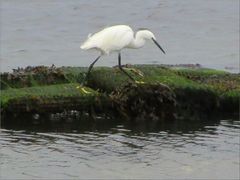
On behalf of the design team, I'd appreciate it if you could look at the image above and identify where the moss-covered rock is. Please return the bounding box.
[87,65,239,115]
[1,65,239,126]
[1,83,100,112]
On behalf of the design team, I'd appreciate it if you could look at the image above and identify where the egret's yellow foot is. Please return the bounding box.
[82,87,91,94]
[127,68,144,77]
[135,80,145,84]
[76,86,91,94]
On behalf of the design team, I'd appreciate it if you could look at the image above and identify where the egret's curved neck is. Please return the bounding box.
[127,32,146,49]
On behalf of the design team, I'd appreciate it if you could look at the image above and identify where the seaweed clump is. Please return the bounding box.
[1,65,68,89]
[111,83,176,122]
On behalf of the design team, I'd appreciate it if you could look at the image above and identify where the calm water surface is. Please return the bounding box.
[0,0,239,72]
[0,119,239,179]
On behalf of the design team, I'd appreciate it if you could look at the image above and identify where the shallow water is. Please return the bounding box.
[0,119,239,179]
[0,0,239,72]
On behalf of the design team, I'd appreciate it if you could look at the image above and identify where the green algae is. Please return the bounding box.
[87,65,239,116]
[1,83,98,110]
[88,65,211,91]
[1,65,239,121]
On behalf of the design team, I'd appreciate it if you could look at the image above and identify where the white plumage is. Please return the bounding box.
[80,24,165,83]
[81,25,134,54]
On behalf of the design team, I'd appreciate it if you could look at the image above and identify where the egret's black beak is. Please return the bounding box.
[152,38,166,54]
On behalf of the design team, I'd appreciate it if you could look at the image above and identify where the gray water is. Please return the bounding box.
[0,0,239,72]
[0,1,239,179]
[0,119,239,179]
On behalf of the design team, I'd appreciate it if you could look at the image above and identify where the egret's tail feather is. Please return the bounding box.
[81,36,97,50]
[80,43,89,50]
[80,41,91,50]
[80,33,95,50]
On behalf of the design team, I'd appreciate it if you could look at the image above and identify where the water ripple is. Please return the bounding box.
[0,119,239,179]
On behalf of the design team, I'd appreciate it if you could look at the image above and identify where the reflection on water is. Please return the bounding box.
[0,119,239,179]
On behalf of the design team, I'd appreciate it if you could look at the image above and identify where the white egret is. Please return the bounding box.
[80,25,165,83]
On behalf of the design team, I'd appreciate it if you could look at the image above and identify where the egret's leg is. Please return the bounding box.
[82,55,101,85]
[118,53,135,81]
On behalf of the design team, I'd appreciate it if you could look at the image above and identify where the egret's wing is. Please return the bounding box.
[81,25,134,52]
